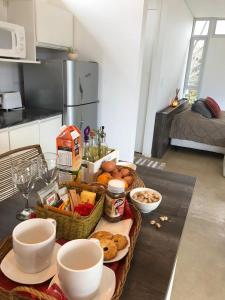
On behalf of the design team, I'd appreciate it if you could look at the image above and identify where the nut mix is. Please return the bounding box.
[150,215,169,229]
[132,190,160,203]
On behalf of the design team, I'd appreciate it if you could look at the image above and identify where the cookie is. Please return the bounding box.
[91,231,113,240]
[100,239,117,260]
[112,234,128,250]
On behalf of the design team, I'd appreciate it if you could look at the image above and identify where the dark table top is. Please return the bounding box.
[0,108,62,129]
[0,166,196,300]
[121,166,195,300]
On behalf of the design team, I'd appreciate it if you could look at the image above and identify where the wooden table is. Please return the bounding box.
[0,166,196,300]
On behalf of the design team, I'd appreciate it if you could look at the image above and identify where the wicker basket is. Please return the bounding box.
[36,182,105,240]
[94,166,145,193]
[0,204,141,300]
[112,204,142,300]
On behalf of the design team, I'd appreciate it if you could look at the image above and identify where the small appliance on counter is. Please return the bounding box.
[0,92,23,110]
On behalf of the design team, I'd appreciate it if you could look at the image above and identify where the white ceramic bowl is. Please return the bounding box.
[130,187,162,213]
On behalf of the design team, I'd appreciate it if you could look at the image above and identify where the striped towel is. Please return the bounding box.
[134,156,166,170]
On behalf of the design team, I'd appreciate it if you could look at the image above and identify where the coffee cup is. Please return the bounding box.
[57,239,103,300]
[12,218,56,274]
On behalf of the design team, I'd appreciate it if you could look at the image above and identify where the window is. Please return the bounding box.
[183,19,209,102]
[193,20,209,36]
[183,18,225,103]
[215,20,225,35]
[188,39,205,87]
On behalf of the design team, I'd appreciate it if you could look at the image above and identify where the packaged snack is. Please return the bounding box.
[74,203,94,216]
[38,182,59,205]
[80,190,96,205]
[69,189,79,208]
[58,187,69,202]
[45,192,59,206]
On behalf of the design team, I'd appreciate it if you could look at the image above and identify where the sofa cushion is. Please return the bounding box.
[205,97,221,118]
[191,99,213,118]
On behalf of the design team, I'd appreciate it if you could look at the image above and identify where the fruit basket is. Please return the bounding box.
[94,165,145,193]
[0,204,141,300]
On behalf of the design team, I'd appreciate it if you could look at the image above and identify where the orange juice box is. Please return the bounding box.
[56,125,82,175]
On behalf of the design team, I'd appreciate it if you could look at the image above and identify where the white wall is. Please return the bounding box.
[0,0,7,20]
[153,0,193,111]
[63,0,145,161]
[200,37,225,110]
[135,5,161,152]
[0,62,21,92]
[142,0,193,156]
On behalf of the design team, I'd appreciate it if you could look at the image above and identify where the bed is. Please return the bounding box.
[170,108,225,154]
[169,107,225,176]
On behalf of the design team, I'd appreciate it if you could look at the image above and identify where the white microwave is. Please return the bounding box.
[0,21,26,59]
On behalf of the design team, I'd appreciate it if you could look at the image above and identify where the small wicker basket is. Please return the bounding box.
[36,182,105,240]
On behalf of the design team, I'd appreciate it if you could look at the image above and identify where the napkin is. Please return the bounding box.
[94,218,133,237]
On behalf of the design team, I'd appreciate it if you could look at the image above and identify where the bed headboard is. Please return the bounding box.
[152,99,189,158]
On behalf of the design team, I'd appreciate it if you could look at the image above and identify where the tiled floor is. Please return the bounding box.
[159,148,225,300]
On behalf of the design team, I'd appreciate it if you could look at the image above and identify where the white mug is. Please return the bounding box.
[12,218,56,274]
[57,239,103,300]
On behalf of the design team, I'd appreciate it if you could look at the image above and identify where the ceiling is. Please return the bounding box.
[185,0,225,17]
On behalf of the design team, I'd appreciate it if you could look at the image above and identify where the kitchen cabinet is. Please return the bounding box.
[0,115,62,152]
[35,0,73,49]
[0,129,10,155]
[39,115,62,153]
[9,121,39,150]
[6,0,74,63]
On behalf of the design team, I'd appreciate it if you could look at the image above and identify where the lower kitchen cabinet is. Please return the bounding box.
[9,121,40,150]
[0,129,10,155]
[0,115,62,154]
[39,115,62,153]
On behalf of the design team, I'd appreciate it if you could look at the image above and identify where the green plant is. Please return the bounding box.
[67,47,75,53]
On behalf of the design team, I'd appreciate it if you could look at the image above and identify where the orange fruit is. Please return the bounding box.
[97,172,112,185]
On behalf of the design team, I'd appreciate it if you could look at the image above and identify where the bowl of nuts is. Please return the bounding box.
[129,187,162,213]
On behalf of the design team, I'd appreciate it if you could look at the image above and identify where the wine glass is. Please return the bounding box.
[38,152,59,185]
[12,160,37,221]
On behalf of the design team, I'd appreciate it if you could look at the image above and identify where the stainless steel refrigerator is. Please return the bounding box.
[23,60,98,131]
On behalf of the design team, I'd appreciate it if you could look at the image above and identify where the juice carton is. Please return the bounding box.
[56,125,82,180]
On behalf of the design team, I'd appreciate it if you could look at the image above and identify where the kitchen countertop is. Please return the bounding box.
[0,166,195,299]
[0,108,62,129]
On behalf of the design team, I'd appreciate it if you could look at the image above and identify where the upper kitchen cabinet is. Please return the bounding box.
[6,0,74,62]
[35,0,73,49]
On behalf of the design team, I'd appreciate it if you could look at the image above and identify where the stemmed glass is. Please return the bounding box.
[12,160,37,221]
[38,152,59,185]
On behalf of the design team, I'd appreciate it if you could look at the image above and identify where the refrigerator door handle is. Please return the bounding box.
[64,100,99,107]
[79,77,84,103]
